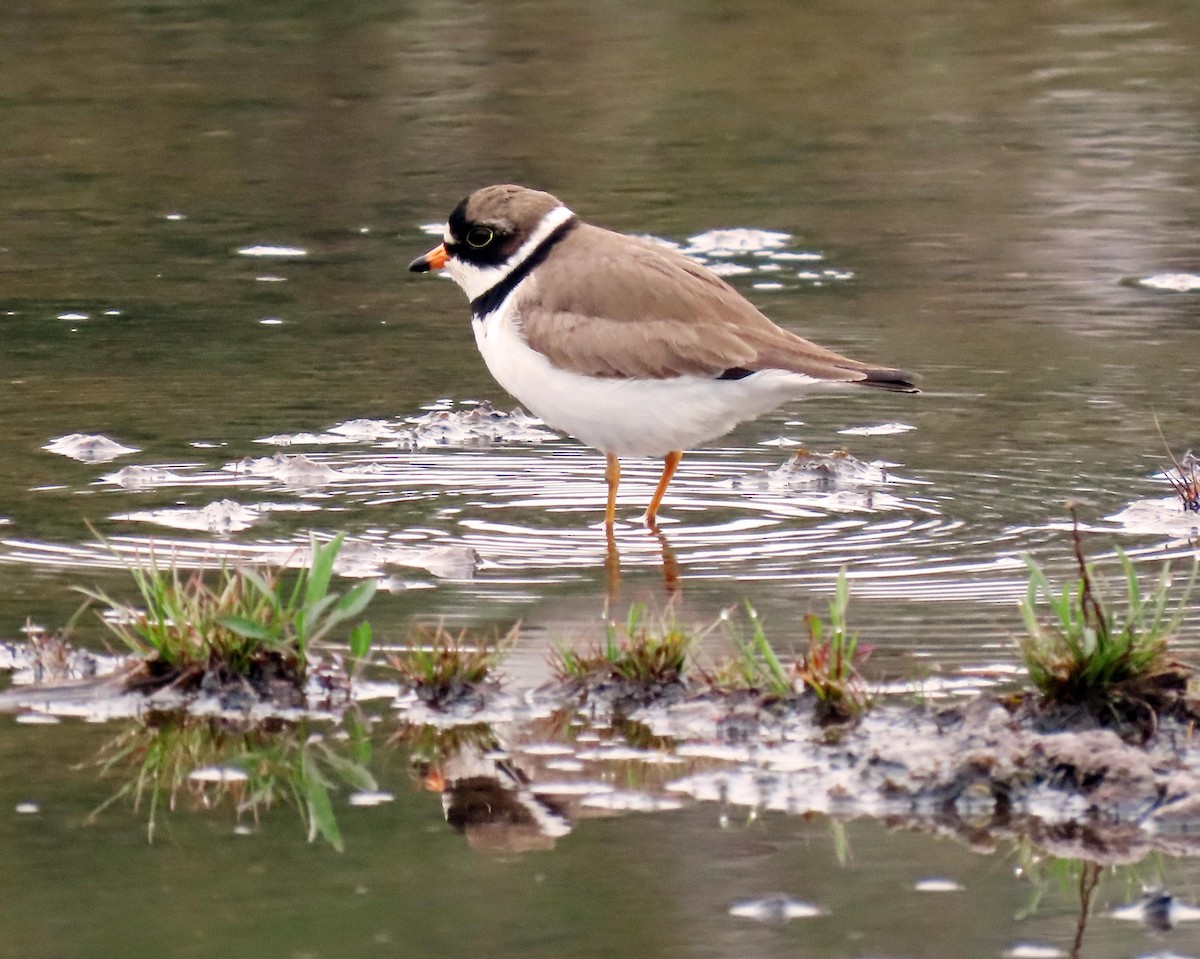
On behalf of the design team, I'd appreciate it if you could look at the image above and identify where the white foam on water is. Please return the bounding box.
[1138,273,1200,292]
[237,245,307,257]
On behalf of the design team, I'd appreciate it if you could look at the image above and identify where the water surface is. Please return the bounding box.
[3,1,1200,955]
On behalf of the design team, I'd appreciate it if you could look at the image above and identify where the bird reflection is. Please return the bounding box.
[604,521,680,602]
[1111,889,1200,932]
[403,723,571,854]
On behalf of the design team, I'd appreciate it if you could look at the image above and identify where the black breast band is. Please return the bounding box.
[470,217,579,318]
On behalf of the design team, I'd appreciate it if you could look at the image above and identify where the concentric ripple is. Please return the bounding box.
[6,400,1199,676]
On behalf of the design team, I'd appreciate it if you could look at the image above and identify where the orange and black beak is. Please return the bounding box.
[408,243,450,273]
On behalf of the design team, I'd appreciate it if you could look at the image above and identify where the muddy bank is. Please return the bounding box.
[4,638,1200,862]
[441,683,1200,861]
[631,693,1200,856]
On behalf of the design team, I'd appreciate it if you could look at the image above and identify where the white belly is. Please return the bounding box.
[472,307,829,458]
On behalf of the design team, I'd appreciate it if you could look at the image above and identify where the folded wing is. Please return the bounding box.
[515,223,918,392]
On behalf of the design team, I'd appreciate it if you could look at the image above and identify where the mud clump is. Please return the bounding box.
[123,650,309,711]
[555,672,693,719]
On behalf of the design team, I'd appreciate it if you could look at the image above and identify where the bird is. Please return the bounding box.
[409,184,918,528]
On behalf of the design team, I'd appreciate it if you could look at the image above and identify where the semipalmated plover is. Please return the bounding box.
[410,185,918,527]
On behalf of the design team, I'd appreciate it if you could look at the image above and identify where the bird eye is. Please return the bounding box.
[466,226,494,249]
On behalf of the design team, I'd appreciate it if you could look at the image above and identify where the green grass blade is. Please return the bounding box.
[1164,559,1199,635]
[333,580,376,620]
[304,534,342,608]
[348,622,373,660]
[833,568,850,624]
[625,602,645,637]
[240,568,283,612]
[298,593,348,645]
[746,603,788,691]
[215,615,275,642]
[1117,548,1143,622]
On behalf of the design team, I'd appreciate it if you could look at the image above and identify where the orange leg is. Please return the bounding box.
[644,450,683,527]
[604,453,621,527]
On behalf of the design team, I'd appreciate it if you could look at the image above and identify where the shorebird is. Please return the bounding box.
[410,184,917,527]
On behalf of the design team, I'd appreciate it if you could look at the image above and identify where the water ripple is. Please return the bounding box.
[7,416,1197,637]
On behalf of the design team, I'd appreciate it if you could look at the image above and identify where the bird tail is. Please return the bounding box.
[858,368,921,393]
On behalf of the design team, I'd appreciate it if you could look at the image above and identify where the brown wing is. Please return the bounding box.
[515,223,915,389]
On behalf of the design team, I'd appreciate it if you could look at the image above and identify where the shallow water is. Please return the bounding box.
[2,0,1200,955]
[6,686,1200,959]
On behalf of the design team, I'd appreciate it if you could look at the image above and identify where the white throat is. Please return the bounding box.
[443,204,575,304]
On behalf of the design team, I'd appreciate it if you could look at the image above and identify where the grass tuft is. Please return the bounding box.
[77,534,375,687]
[797,571,870,721]
[550,603,692,688]
[389,622,516,705]
[1153,415,1200,514]
[718,571,869,722]
[715,604,793,697]
[1018,515,1195,728]
[1164,449,1200,514]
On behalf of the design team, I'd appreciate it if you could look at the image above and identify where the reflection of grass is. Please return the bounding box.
[612,716,675,751]
[716,573,869,723]
[1019,518,1195,726]
[1013,840,1159,919]
[1012,841,1163,959]
[86,712,377,851]
[389,623,515,705]
[550,604,692,687]
[77,534,374,684]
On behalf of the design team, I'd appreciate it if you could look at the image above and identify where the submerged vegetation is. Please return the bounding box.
[77,534,375,690]
[1018,519,1196,730]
